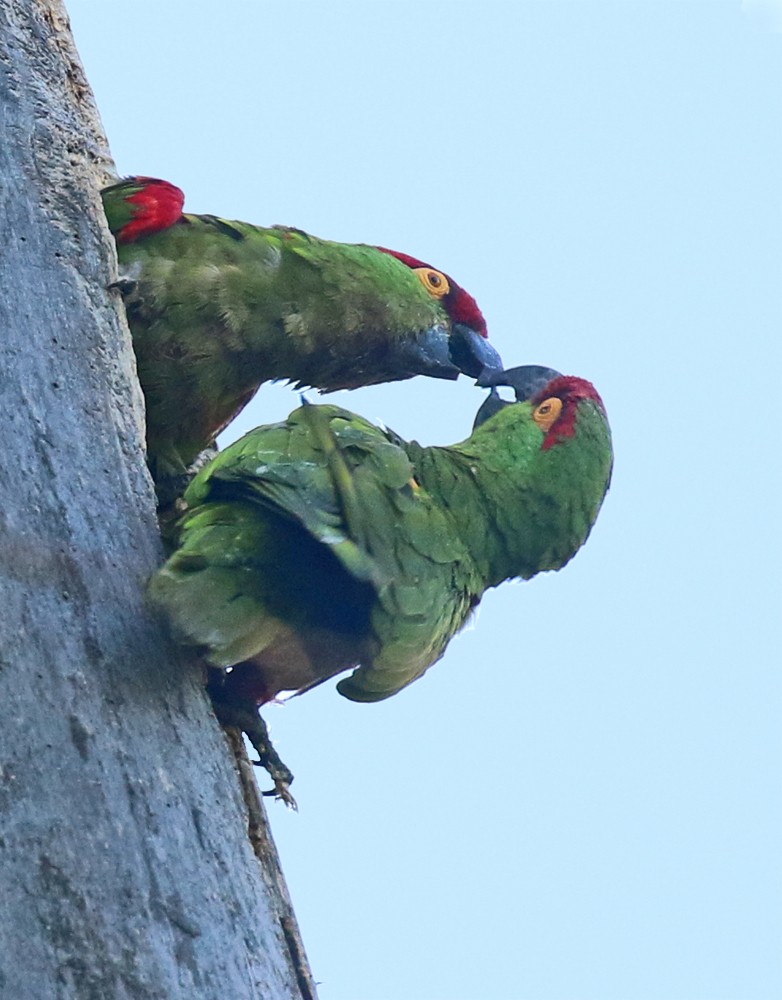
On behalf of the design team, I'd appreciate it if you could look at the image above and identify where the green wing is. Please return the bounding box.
[152,403,484,700]
[291,406,483,702]
[334,484,480,703]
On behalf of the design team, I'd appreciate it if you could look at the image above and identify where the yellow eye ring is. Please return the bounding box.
[413,267,450,298]
[532,396,563,432]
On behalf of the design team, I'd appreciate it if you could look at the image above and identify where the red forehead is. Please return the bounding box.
[376,246,488,337]
[532,375,605,409]
[376,247,428,270]
[533,375,606,450]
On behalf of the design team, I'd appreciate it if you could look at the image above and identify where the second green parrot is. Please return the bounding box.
[102,177,502,478]
[148,366,613,801]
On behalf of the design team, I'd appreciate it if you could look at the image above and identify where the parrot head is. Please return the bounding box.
[474,365,607,445]
[375,247,504,384]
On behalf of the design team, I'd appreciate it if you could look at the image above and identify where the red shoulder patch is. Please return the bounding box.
[117,177,185,243]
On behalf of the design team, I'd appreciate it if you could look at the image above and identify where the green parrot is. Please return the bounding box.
[148,366,613,804]
[102,177,503,480]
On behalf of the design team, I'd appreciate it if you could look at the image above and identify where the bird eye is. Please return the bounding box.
[413,267,450,298]
[532,396,563,431]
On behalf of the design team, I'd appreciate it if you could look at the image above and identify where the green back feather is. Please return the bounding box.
[113,211,454,474]
[150,393,612,704]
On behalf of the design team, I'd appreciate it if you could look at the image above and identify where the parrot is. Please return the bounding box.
[148,365,613,805]
[101,177,503,482]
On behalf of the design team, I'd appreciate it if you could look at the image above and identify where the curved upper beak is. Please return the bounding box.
[395,324,504,382]
[449,323,505,382]
[472,364,563,430]
[478,364,562,398]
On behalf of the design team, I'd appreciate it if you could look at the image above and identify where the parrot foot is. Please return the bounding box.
[260,775,298,810]
[247,724,297,811]
[207,672,297,809]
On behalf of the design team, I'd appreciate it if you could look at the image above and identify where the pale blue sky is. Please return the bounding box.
[67,3,781,998]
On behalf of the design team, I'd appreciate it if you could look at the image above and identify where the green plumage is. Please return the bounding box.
[149,372,613,705]
[102,178,498,477]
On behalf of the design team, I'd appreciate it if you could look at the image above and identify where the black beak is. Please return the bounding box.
[393,325,462,381]
[473,388,507,429]
[473,364,563,429]
[395,324,505,382]
[479,364,562,398]
[449,323,505,382]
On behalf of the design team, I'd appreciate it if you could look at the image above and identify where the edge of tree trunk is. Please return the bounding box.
[0,3,317,997]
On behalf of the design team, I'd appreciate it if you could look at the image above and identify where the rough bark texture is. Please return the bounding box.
[0,3,316,997]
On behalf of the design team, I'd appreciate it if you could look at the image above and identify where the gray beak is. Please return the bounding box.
[394,325,462,381]
[473,364,563,429]
[396,324,505,382]
[473,388,507,429]
[449,323,505,382]
[478,364,562,398]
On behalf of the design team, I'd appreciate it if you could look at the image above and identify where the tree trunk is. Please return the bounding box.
[0,3,316,997]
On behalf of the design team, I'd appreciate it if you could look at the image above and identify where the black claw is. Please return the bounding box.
[208,673,296,807]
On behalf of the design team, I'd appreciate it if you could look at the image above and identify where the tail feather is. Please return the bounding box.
[148,502,281,666]
[149,563,280,667]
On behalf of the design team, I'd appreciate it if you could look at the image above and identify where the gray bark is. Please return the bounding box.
[0,3,316,997]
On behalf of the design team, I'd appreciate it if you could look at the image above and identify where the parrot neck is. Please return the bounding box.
[408,403,611,589]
